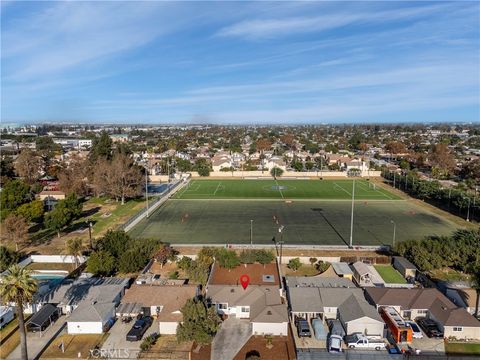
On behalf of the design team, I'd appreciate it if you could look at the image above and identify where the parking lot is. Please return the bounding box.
[100,318,159,359]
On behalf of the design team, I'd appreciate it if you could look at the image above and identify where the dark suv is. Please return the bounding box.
[126,316,153,341]
[416,317,443,338]
[295,317,311,337]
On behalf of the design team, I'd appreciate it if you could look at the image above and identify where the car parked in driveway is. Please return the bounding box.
[415,317,443,338]
[295,317,311,337]
[126,316,153,341]
[407,321,424,339]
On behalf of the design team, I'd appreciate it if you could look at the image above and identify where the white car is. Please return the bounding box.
[407,321,424,339]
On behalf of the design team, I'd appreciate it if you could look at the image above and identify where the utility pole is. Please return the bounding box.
[349,179,355,248]
[250,220,253,246]
[278,225,284,265]
[145,164,150,218]
[466,197,471,222]
[393,172,396,189]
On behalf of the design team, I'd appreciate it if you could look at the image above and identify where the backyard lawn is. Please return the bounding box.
[445,341,480,356]
[374,265,406,284]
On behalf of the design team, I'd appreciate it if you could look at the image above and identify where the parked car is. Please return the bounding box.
[328,334,343,353]
[295,317,311,337]
[327,319,346,337]
[407,321,424,339]
[126,316,153,341]
[415,317,443,338]
[345,334,385,351]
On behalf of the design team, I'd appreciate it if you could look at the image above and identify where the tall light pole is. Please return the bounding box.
[250,220,253,246]
[466,197,471,222]
[278,225,284,265]
[390,220,396,248]
[349,179,355,248]
[145,164,150,218]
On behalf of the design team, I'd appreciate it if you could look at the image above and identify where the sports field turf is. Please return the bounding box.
[129,180,457,246]
[173,179,401,200]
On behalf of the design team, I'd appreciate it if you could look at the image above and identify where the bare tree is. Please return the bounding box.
[58,154,89,197]
[14,149,44,184]
[92,154,144,204]
[110,153,144,204]
[3,214,29,251]
[429,143,456,177]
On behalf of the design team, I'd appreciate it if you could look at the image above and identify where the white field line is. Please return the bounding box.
[357,181,393,200]
[274,179,284,199]
[213,181,222,196]
[333,182,352,197]
[177,180,195,198]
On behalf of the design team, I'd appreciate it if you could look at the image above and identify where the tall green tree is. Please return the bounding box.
[215,249,240,270]
[176,298,221,345]
[0,246,20,272]
[0,265,38,360]
[90,131,113,161]
[86,250,116,276]
[16,200,44,223]
[0,180,31,218]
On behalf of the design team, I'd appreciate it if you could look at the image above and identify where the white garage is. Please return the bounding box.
[67,302,115,335]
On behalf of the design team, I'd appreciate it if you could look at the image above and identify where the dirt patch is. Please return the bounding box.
[233,332,296,360]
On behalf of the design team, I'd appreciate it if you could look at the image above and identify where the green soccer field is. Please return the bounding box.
[129,180,457,246]
[173,179,401,200]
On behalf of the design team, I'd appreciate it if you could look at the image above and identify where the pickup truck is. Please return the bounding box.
[345,334,385,351]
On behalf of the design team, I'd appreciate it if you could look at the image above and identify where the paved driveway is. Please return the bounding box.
[7,316,66,360]
[211,318,251,360]
[100,319,159,359]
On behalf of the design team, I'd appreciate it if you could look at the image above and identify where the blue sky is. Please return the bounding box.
[1,1,479,124]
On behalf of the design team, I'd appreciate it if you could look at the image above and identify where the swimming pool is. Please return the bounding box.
[32,273,66,287]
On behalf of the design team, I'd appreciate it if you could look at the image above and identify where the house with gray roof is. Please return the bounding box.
[287,285,383,336]
[38,277,129,334]
[365,288,480,340]
[286,276,356,289]
[207,284,288,336]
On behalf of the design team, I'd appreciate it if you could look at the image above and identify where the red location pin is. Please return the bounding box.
[240,275,250,290]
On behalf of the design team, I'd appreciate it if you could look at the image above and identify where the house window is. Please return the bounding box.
[241,307,249,313]
[453,327,463,332]
[417,309,428,315]
[218,303,228,310]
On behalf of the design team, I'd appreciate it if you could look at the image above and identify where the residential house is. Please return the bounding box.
[445,284,479,316]
[207,285,288,336]
[365,288,480,340]
[38,277,129,334]
[287,285,384,337]
[119,284,197,334]
[207,262,288,336]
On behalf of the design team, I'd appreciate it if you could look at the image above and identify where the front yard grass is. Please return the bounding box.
[374,265,406,284]
[42,333,108,359]
[445,341,480,355]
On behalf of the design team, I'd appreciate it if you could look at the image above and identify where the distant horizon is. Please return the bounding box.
[2,120,479,129]
[2,1,479,124]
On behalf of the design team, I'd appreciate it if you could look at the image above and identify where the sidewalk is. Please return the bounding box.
[7,316,66,360]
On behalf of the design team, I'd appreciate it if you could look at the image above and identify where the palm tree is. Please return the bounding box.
[0,265,38,360]
[65,238,83,270]
[471,268,480,319]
